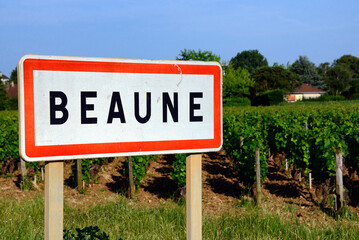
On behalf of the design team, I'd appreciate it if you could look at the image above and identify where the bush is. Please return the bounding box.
[349,93,359,100]
[6,97,18,110]
[171,154,186,187]
[252,89,284,106]
[223,97,251,107]
[0,114,19,175]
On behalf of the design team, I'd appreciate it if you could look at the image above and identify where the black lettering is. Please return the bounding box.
[50,91,69,125]
[189,92,203,122]
[81,91,97,124]
[162,92,178,122]
[107,92,126,123]
[134,92,151,124]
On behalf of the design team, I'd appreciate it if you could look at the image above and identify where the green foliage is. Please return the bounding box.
[171,154,186,187]
[349,92,359,100]
[10,67,17,84]
[334,55,359,79]
[223,97,251,107]
[223,64,254,99]
[0,114,19,175]
[0,82,17,111]
[325,65,351,95]
[72,158,107,183]
[343,78,359,98]
[64,226,110,240]
[0,84,7,111]
[251,66,301,93]
[176,49,220,62]
[317,62,331,78]
[252,89,284,106]
[230,50,268,74]
[123,155,155,187]
[6,97,18,110]
[223,110,268,185]
[290,56,326,90]
[224,103,359,182]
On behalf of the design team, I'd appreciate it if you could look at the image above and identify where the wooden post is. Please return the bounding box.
[239,136,243,154]
[20,158,27,190]
[299,171,301,182]
[186,154,202,240]
[335,150,344,210]
[41,167,44,181]
[45,161,63,240]
[128,156,135,198]
[285,159,288,171]
[76,159,83,192]
[255,148,261,205]
[309,172,312,189]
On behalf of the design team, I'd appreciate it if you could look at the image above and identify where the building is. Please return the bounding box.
[0,72,10,85]
[287,83,326,102]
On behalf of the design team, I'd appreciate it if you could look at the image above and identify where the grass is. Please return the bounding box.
[1,195,359,239]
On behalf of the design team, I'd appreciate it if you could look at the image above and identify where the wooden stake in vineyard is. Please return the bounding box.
[128,156,136,198]
[255,148,261,205]
[335,150,344,211]
[76,159,83,192]
[20,158,27,190]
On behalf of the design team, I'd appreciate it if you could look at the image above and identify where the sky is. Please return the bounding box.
[1,0,359,77]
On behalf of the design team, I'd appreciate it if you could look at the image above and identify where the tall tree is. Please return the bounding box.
[333,55,359,79]
[317,62,331,78]
[10,67,17,84]
[251,66,301,93]
[230,50,268,74]
[176,49,220,62]
[290,56,326,90]
[222,64,254,99]
[325,65,351,96]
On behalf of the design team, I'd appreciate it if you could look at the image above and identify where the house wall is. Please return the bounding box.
[287,93,323,102]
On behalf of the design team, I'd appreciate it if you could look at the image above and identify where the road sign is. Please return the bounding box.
[18,55,222,161]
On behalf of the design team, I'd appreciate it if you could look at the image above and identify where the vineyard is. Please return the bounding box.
[223,101,359,206]
[2,102,359,200]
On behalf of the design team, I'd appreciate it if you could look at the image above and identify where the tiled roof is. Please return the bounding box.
[293,83,325,94]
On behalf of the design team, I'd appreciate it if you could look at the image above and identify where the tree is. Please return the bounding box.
[176,49,220,62]
[222,64,254,99]
[10,67,17,84]
[317,62,331,78]
[290,56,326,90]
[333,55,359,79]
[230,50,268,74]
[251,66,301,94]
[325,65,351,96]
[0,83,7,110]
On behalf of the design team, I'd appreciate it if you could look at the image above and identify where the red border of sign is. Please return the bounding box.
[19,56,222,161]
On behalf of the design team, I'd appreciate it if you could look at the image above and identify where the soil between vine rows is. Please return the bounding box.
[1,151,359,225]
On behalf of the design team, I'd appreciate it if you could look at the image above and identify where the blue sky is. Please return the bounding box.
[1,0,359,76]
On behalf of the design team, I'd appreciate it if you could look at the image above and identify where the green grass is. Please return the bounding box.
[1,195,359,240]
